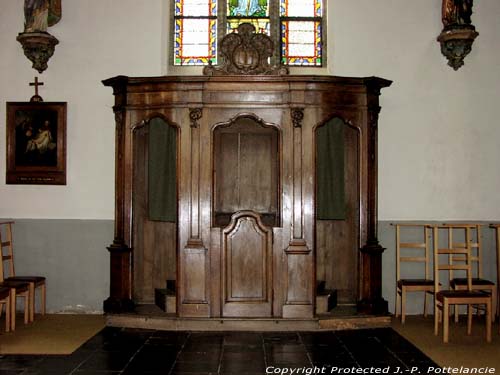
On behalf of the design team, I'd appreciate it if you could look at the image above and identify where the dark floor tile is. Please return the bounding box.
[0,371,25,375]
[266,350,310,364]
[263,332,300,343]
[72,371,121,375]
[222,351,263,362]
[223,332,262,346]
[122,371,172,375]
[299,331,338,346]
[181,342,222,353]
[220,360,266,373]
[76,351,133,372]
[124,351,177,373]
[177,350,221,362]
[172,361,220,373]
[146,333,189,348]
[265,343,306,354]
[0,356,44,371]
[20,352,94,375]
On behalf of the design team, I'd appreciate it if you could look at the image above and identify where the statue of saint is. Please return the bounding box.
[24,0,61,33]
[442,0,473,27]
[457,0,473,25]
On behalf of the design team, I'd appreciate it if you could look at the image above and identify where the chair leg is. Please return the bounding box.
[395,291,399,318]
[5,293,11,333]
[10,288,16,331]
[41,283,46,315]
[29,283,35,322]
[423,292,428,317]
[434,303,439,336]
[491,286,497,323]
[454,304,459,323]
[401,288,406,324]
[486,300,492,343]
[443,300,450,343]
[467,305,473,335]
[23,294,29,325]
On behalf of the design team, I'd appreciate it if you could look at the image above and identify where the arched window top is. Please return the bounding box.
[173,0,324,67]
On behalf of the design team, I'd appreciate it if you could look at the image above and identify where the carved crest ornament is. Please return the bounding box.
[203,23,289,76]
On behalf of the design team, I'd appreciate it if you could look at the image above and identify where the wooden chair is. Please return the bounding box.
[490,224,500,331]
[433,224,492,343]
[443,224,496,323]
[0,272,30,331]
[394,223,435,324]
[0,221,45,323]
[0,286,12,332]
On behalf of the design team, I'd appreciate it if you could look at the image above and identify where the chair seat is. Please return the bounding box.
[5,276,45,286]
[0,280,30,292]
[450,278,495,287]
[0,286,10,299]
[436,290,490,301]
[398,279,434,287]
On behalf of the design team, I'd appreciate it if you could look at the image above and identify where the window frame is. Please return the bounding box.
[169,0,327,71]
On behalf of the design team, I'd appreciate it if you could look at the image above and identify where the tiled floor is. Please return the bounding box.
[0,327,437,374]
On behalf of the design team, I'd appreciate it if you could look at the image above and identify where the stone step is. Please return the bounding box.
[316,289,337,314]
[154,288,176,313]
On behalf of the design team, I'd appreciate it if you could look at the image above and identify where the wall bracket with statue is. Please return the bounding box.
[17,0,62,73]
[438,0,479,70]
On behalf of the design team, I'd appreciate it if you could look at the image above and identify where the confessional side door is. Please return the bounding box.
[132,117,178,305]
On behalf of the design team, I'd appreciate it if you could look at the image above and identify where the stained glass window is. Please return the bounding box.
[172,0,324,67]
[280,0,322,66]
[174,0,217,65]
[227,0,270,35]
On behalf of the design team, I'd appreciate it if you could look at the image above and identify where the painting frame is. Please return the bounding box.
[6,101,67,185]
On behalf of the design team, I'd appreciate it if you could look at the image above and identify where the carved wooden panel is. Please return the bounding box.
[182,248,208,304]
[214,118,279,227]
[222,211,272,317]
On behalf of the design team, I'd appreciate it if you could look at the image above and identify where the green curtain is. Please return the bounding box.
[316,118,346,220]
[148,118,177,222]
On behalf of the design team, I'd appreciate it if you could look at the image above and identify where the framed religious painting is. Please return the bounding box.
[6,101,67,185]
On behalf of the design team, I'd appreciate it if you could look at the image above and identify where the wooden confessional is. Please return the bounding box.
[103,24,391,319]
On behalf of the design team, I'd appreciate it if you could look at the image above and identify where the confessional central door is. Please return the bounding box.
[213,116,278,317]
[221,211,273,317]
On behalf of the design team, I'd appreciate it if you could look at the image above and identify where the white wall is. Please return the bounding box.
[0,0,164,220]
[332,1,500,221]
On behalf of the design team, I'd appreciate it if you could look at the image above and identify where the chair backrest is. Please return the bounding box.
[442,224,482,280]
[0,221,16,282]
[433,224,473,292]
[395,224,431,281]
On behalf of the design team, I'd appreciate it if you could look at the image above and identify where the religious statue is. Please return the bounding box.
[232,0,261,17]
[442,0,473,27]
[24,0,61,33]
[438,0,478,70]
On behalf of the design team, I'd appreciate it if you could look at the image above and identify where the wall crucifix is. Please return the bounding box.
[29,77,44,102]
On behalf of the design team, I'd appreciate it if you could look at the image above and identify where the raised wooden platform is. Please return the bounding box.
[106,305,390,331]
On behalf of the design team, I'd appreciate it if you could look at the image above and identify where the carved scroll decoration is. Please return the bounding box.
[203,23,289,76]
